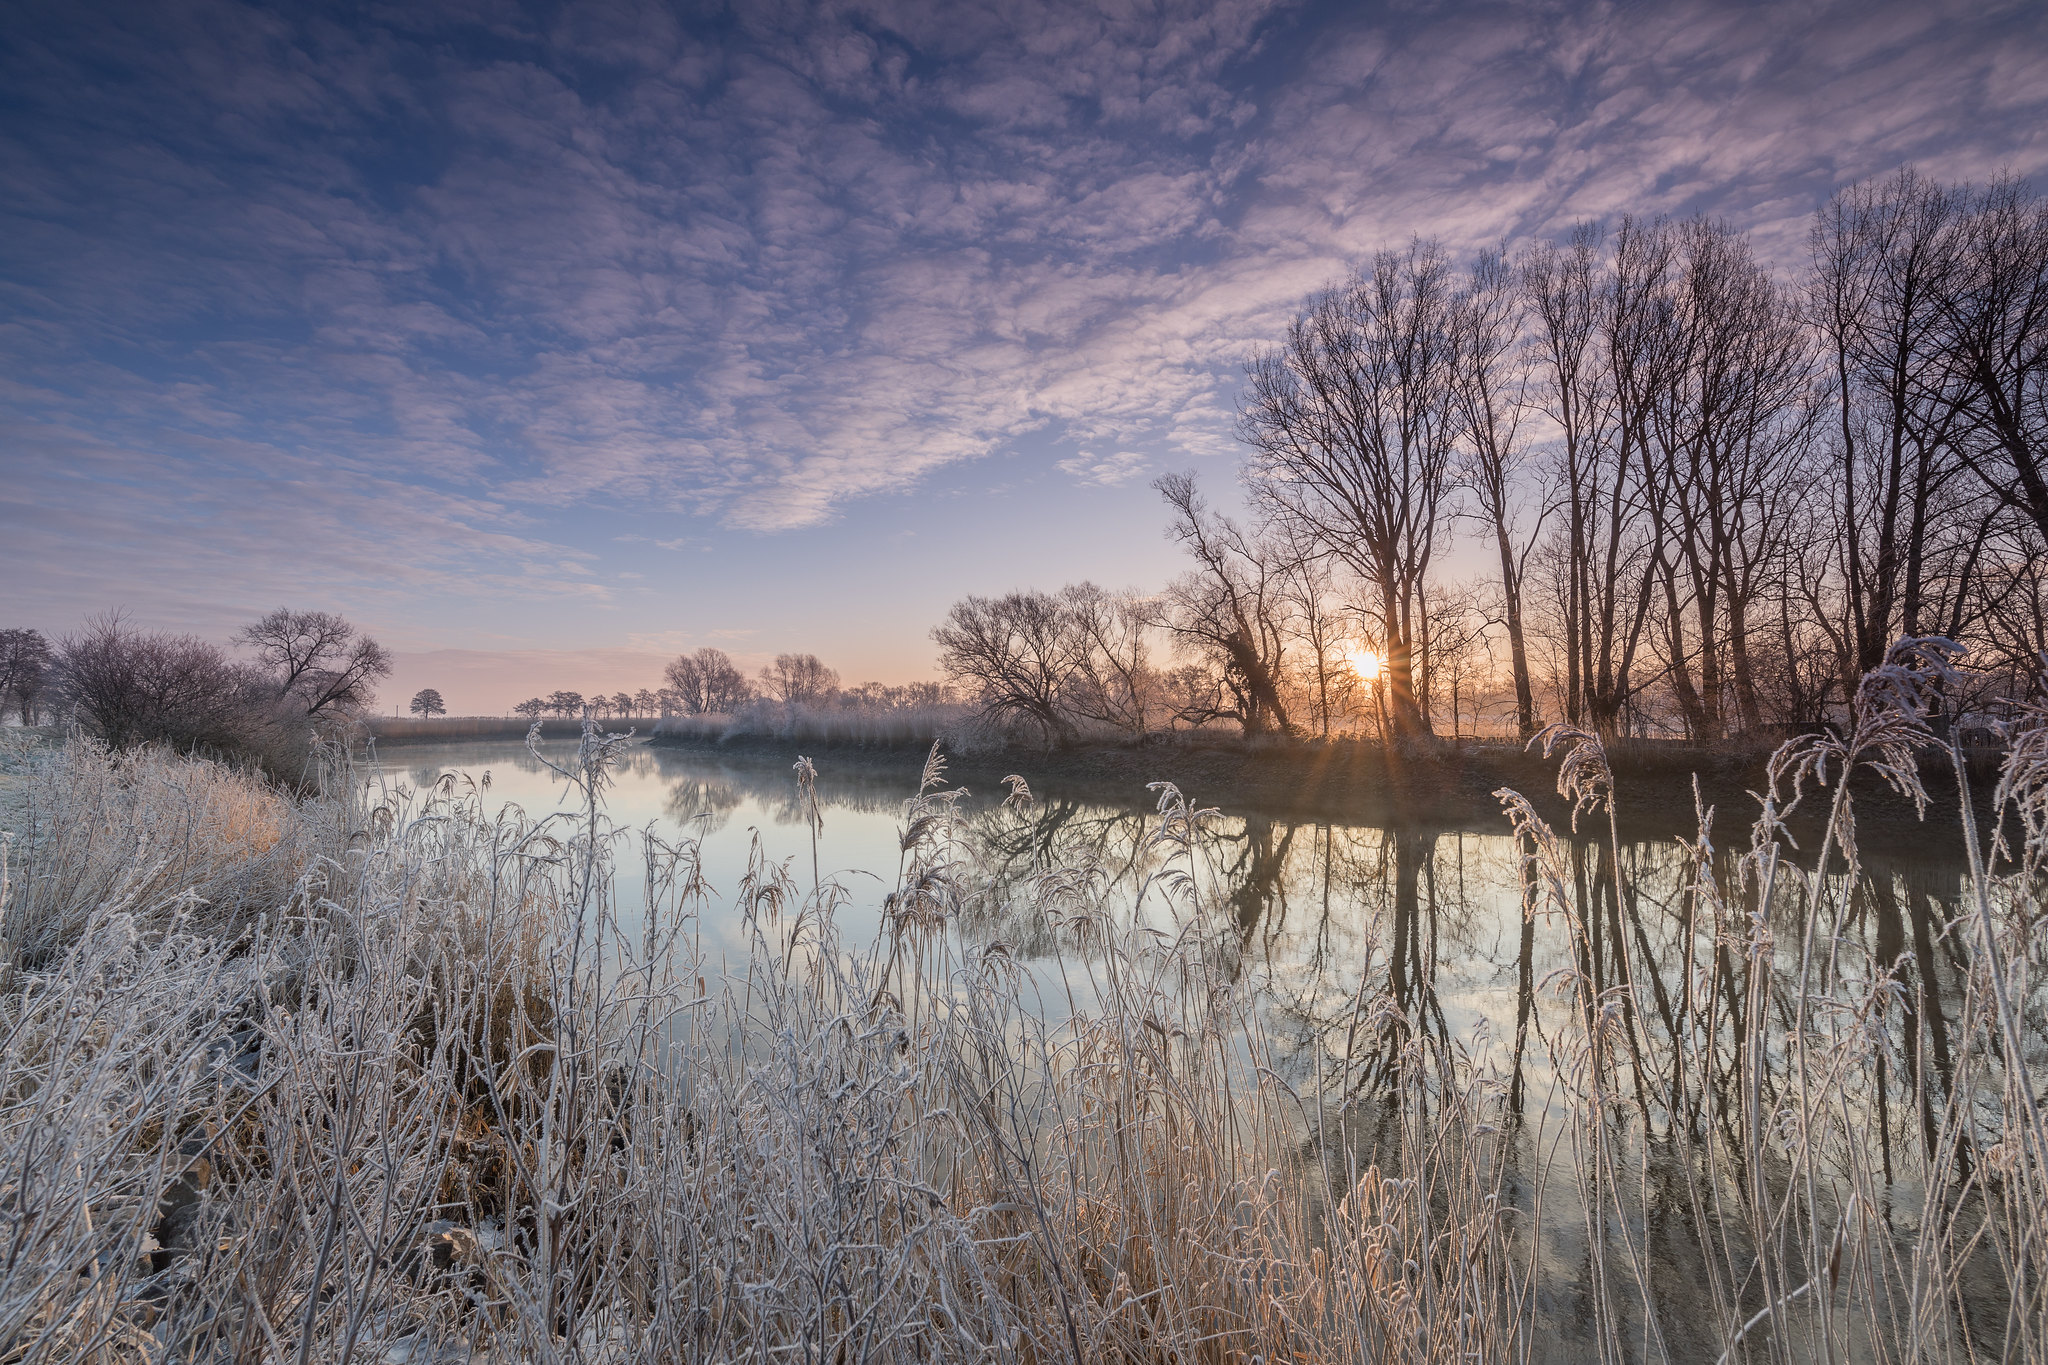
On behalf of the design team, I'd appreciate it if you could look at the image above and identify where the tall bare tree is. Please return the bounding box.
[1155,472,1296,736]
[1448,250,1542,737]
[1524,225,1656,740]
[1937,177,2048,547]
[1809,169,1973,691]
[1240,241,1459,737]
[1647,220,1815,736]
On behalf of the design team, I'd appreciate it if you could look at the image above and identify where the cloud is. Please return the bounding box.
[4,0,2046,645]
[1056,450,1151,487]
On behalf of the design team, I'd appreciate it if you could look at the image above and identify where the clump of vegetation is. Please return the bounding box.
[4,608,391,782]
[0,641,2042,1362]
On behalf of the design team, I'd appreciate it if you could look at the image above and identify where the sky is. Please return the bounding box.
[4,0,2045,713]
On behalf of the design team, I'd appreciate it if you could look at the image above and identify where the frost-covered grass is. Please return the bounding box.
[0,638,2043,1363]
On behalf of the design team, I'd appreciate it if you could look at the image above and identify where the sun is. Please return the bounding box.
[1342,644,1383,681]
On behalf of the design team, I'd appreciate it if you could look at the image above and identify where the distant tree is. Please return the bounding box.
[836,679,958,711]
[513,697,548,721]
[1045,583,1159,738]
[545,689,584,718]
[759,653,839,707]
[236,608,392,716]
[609,691,635,718]
[408,688,446,718]
[899,681,953,707]
[632,688,658,716]
[664,648,753,713]
[588,692,612,719]
[655,687,684,717]
[0,628,53,725]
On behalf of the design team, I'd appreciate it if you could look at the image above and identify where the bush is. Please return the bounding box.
[52,614,326,780]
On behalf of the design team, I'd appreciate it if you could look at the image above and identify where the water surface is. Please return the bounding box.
[375,737,1999,1363]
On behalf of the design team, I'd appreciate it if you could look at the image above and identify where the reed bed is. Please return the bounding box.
[0,638,2041,1363]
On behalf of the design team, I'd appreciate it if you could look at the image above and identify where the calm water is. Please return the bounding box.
[374,737,1998,1362]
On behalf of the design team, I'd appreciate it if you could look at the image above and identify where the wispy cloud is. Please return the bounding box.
[1056,450,1151,487]
[3,0,2044,653]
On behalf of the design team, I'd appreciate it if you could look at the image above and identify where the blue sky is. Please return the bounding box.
[4,0,2045,712]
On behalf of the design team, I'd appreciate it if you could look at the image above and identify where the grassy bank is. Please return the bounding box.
[1,643,2043,1361]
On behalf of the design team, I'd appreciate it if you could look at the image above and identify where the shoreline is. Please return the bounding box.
[638,729,2003,852]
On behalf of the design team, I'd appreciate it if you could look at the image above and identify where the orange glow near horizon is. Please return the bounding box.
[1342,644,1383,682]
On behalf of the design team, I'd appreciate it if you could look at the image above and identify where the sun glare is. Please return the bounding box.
[1342,644,1383,681]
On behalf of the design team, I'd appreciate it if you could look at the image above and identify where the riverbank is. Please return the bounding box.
[365,715,610,745]
[645,727,2005,847]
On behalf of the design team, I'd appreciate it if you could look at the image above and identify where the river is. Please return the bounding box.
[370,735,2019,1363]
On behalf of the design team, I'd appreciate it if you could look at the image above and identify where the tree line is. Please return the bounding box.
[936,169,2048,745]
[510,650,956,725]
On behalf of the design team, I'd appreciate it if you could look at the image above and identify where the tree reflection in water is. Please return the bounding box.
[375,737,2034,1360]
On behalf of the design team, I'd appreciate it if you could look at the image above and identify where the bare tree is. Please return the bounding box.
[1240,241,1458,737]
[1936,177,2048,547]
[664,648,754,714]
[933,591,1081,744]
[1059,583,1160,738]
[1645,220,1816,736]
[759,654,840,707]
[545,690,584,718]
[1270,522,1360,738]
[0,628,53,725]
[236,608,391,717]
[514,697,547,721]
[408,688,446,718]
[56,613,273,754]
[1809,169,1971,688]
[1449,250,1543,737]
[1523,223,1658,741]
[1155,472,1295,737]
[1425,583,1495,739]
[632,688,658,716]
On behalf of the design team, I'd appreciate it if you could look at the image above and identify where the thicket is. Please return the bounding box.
[0,639,2041,1361]
[2,609,390,783]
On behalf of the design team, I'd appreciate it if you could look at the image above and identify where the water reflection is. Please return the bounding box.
[377,738,2014,1363]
